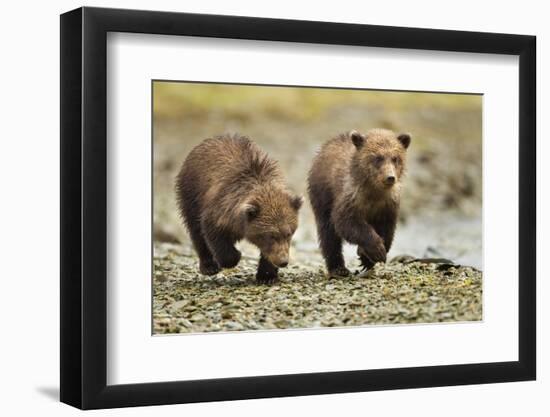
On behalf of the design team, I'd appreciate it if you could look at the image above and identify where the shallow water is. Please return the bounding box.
[292,214,482,271]
[354,214,482,270]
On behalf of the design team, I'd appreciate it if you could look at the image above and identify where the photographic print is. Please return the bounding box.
[61,8,535,407]
[152,81,482,334]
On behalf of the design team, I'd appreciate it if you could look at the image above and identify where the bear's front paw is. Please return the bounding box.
[362,237,387,264]
[216,249,241,269]
[328,266,351,278]
[357,247,375,271]
[199,259,221,275]
[256,268,279,285]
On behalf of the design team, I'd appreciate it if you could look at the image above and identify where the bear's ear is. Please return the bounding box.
[289,195,304,211]
[397,133,411,149]
[241,202,260,221]
[350,130,365,149]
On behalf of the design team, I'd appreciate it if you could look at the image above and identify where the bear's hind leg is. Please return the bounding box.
[318,220,350,278]
[201,218,242,269]
[186,220,220,275]
[310,186,350,278]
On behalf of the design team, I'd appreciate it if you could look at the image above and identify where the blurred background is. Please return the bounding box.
[153,82,482,269]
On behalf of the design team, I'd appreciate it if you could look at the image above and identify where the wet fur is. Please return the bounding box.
[175,134,302,284]
[308,129,410,277]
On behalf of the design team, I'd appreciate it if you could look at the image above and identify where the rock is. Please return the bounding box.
[221,310,233,319]
[225,321,244,330]
[390,255,416,264]
[171,300,188,310]
[190,313,206,321]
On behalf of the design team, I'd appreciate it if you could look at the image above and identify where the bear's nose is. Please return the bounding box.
[385,175,396,185]
[278,261,289,268]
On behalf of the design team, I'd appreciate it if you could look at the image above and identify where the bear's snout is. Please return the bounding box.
[268,255,289,268]
[382,163,397,186]
[266,242,290,268]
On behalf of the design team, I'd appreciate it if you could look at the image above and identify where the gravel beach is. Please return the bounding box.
[153,242,482,334]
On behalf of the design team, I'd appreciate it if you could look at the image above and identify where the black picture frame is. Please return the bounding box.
[60,6,536,410]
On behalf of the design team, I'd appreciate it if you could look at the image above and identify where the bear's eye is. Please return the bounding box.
[374,155,384,165]
[267,233,278,242]
[392,156,400,164]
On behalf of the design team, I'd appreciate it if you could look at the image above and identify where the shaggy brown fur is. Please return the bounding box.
[175,134,303,284]
[308,129,411,277]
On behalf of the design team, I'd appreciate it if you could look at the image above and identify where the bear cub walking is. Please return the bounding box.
[175,134,303,284]
[308,129,411,277]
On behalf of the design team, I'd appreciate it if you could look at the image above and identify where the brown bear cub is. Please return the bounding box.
[175,134,303,284]
[308,129,411,277]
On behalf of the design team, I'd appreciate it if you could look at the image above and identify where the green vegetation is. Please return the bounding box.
[154,81,481,123]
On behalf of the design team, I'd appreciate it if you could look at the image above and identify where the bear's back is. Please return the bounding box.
[308,133,355,195]
[176,134,282,212]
